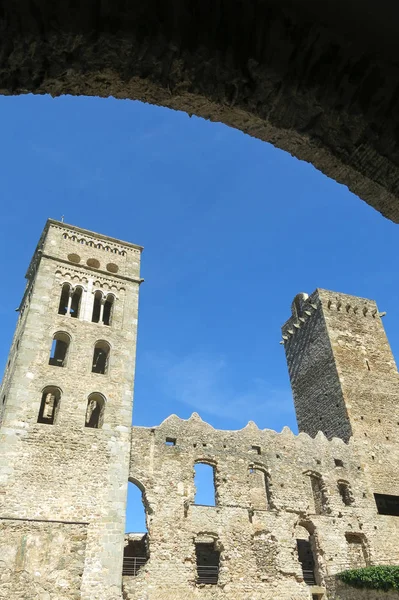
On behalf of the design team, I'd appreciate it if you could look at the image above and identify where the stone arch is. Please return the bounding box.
[345,532,369,569]
[123,479,150,577]
[248,463,274,510]
[294,520,325,588]
[85,392,106,429]
[2,4,399,220]
[92,340,111,375]
[38,385,62,425]
[49,331,71,367]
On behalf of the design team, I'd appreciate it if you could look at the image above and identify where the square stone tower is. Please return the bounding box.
[282,289,399,494]
[0,219,142,600]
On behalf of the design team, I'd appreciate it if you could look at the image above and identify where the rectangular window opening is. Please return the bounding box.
[250,445,261,455]
[297,539,316,586]
[165,437,176,446]
[374,493,399,516]
[122,534,149,576]
[196,543,220,585]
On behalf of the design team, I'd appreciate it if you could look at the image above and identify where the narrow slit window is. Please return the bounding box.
[85,393,105,429]
[37,387,61,425]
[309,474,328,515]
[194,463,216,506]
[196,542,220,585]
[92,341,110,374]
[338,481,354,506]
[49,332,70,367]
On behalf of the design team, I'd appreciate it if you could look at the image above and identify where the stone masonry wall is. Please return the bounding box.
[126,413,399,599]
[0,220,142,600]
[334,581,399,600]
[0,519,87,600]
[283,289,399,495]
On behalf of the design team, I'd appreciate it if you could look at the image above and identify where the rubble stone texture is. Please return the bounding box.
[0,220,142,600]
[1,221,399,600]
[1,1,399,220]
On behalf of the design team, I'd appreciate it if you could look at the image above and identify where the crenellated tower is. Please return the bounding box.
[0,219,143,600]
[282,288,399,494]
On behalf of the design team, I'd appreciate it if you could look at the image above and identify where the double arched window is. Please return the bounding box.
[37,386,61,425]
[85,393,106,429]
[92,291,115,326]
[58,283,83,319]
[92,341,110,375]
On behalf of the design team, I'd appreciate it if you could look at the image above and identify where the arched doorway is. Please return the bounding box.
[123,480,149,577]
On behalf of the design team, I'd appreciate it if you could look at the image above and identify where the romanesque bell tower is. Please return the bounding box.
[282,288,399,494]
[0,219,142,600]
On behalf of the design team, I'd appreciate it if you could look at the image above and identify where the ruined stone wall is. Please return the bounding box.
[127,413,399,599]
[0,220,142,600]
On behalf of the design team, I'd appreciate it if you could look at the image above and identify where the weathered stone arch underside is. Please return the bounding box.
[1,0,399,220]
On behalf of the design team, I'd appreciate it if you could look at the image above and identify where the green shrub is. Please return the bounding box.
[338,566,399,591]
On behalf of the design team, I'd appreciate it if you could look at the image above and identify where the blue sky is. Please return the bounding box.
[1,94,399,532]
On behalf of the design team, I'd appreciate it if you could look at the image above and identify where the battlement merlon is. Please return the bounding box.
[24,218,144,285]
[282,288,384,338]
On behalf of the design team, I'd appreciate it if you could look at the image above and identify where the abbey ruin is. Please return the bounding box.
[0,219,398,600]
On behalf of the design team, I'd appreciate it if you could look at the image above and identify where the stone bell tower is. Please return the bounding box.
[0,219,143,600]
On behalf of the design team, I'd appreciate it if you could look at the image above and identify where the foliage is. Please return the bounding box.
[338,566,399,592]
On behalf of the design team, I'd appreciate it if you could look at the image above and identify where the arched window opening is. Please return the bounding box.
[49,332,70,367]
[249,466,273,510]
[252,530,278,575]
[308,473,329,515]
[123,481,149,576]
[85,393,105,429]
[58,283,71,315]
[103,294,114,326]
[92,341,110,375]
[92,290,103,323]
[37,387,61,425]
[70,286,83,318]
[194,463,216,506]
[295,524,321,587]
[91,291,114,325]
[195,536,220,585]
[338,481,354,506]
[345,533,368,569]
